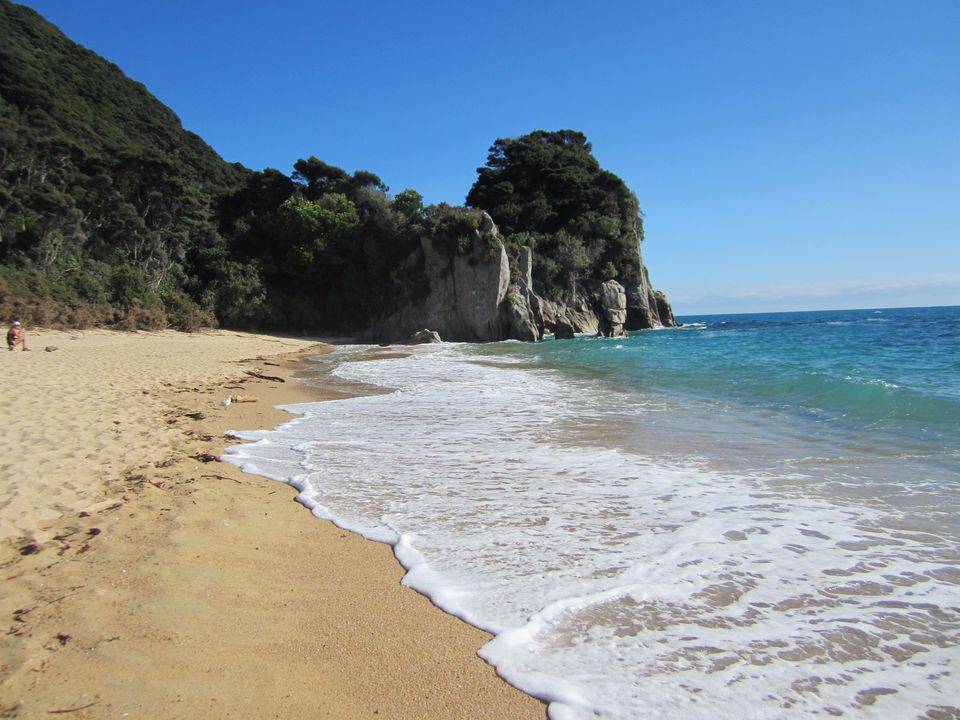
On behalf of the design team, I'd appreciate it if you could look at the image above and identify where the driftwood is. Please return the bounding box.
[202,473,242,484]
[48,700,101,714]
[244,370,284,383]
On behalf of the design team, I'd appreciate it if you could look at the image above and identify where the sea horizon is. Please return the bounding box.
[677,302,960,320]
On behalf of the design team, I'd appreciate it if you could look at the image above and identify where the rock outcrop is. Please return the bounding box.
[369,214,674,343]
[654,291,676,328]
[553,319,576,340]
[406,329,443,344]
[538,293,600,337]
[370,212,510,342]
[504,246,543,341]
[625,238,675,329]
[598,280,628,337]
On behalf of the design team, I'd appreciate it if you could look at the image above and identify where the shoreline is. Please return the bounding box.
[0,329,545,718]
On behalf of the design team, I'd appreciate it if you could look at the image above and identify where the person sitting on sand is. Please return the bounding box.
[7,321,30,351]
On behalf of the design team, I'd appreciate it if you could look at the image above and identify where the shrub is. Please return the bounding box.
[108,264,152,307]
[426,205,484,257]
[162,289,214,332]
[115,299,167,331]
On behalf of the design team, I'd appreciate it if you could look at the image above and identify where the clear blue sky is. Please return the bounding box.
[19,0,960,315]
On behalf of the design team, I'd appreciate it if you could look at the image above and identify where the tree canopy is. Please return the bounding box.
[466,130,645,297]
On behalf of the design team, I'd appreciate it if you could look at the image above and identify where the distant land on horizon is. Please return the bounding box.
[674,277,960,316]
[677,303,960,320]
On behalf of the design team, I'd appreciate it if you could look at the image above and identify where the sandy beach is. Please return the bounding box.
[0,328,544,718]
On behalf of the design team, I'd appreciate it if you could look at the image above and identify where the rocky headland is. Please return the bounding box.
[369,212,674,343]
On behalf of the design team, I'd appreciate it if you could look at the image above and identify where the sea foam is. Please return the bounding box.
[224,337,960,719]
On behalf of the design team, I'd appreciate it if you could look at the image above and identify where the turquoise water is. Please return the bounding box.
[488,306,960,444]
[480,305,960,526]
[227,305,960,719]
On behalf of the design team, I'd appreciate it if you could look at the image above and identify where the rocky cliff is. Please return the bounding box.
[370,213,674,343]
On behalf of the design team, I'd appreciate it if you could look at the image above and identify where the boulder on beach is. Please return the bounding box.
[407,329,442,344]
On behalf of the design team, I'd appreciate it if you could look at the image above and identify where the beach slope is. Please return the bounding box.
[0,328,544,719]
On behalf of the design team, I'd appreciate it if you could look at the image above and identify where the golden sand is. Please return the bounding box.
[0,328,544,719]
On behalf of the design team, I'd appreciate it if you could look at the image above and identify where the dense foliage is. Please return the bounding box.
[466,130,644,299]
[0,0,249,328]
[216,160,426,329]
[0,2,653,332]
[0,1,454,331]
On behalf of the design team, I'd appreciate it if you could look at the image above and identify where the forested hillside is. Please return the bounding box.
[0,0,249,327]
[0,0,666,335]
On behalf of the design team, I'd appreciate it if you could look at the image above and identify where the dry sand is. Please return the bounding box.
[0,328,545,719]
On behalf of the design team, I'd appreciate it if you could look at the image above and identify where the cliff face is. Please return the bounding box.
[625,237,676,330]
[368,213,512,342]
[370,214,674,343]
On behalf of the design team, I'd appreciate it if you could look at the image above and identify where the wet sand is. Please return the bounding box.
[0,328,544,719]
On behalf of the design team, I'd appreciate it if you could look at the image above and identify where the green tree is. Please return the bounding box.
[392,188,424,222]
[275,193,360,271]
[204,260,267,327]
[467,130,645,296]
[292,156,349,199]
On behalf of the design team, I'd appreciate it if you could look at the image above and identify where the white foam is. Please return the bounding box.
[223,344,960,719]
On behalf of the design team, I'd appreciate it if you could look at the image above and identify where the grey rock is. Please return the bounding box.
[554,319,576,339]
[565,293,601,335]
[505,246,543,341]
[624,241,664,330]
[538,296,561,330]
[599,280,627,337]
[406,329,442,344]
[654,290,676,327]
[368,212,675,343]
[374,212,510,342]
[626,282,658,330]
[539,292,600,337]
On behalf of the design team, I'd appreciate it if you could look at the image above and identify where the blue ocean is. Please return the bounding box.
[225,306,960,719]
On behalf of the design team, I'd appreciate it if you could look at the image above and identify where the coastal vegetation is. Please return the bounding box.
[467,130,645,300]
[0,0,657,333]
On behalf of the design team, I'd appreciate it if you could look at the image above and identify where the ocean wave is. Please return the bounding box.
[223,338,960,719]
